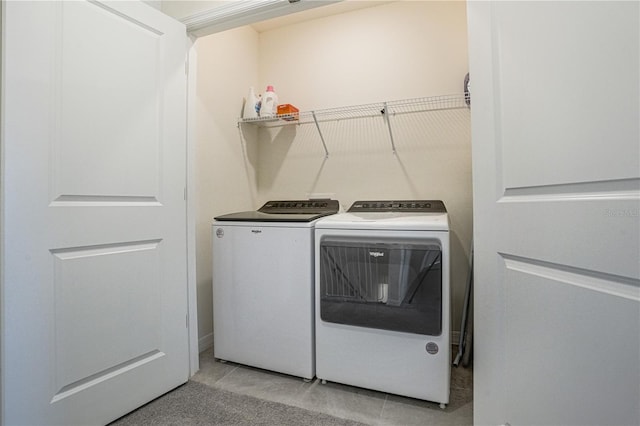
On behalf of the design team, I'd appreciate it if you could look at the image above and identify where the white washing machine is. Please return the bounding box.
[212,200,339,380]
[314,200,450,406]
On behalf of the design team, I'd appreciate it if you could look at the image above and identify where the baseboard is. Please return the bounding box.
[199,333,213,353]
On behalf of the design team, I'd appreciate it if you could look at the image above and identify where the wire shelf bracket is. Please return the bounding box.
[382,102,397,155]
[311,111,329,158]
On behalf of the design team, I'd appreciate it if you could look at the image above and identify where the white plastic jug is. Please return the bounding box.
[259,85,278,117]
[243,87,258,119]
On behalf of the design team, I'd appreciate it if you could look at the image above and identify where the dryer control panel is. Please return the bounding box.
[348,200,447,213]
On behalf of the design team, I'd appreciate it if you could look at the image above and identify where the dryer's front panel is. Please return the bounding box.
[314,228,450,404]
[319,237,442,336]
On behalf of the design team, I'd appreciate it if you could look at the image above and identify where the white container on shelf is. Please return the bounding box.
[243,87,258,119]
[259,85,278,117]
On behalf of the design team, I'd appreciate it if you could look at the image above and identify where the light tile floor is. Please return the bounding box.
[192,347,473,425]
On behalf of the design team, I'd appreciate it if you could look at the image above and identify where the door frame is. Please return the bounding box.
[186,35,199,374]
[0,0,5,415]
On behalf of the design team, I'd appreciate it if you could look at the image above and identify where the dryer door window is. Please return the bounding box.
[319,238,442,336]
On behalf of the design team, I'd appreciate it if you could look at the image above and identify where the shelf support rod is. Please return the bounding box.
[382,102,397,154]
[312,111,329,158]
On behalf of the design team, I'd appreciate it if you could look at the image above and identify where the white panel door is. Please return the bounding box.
[468,2,639,425]
[2,1,189,425]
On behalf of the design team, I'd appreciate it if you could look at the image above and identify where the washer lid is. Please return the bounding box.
[214,199,339,222]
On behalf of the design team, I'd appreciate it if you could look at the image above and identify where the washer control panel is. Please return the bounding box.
[259,199,339,214]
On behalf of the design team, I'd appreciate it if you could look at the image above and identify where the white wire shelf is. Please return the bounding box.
[238,94,470,156]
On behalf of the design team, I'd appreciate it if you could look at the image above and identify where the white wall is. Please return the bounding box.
[196,0,471,339]
[194,26,259,347]
[257,1,468,110]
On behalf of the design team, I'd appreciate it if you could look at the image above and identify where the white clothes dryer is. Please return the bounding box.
[314,200,450,406]
[212,200,339,380]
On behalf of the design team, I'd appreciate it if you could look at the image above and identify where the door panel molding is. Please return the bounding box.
[499,177,640,201]
[50,239,162,258]
[51,350,165,404]
[492,3,639,190]
[501,253,640,301]
[53,1,165,201]
[504,267,640,425]
[50,195,162,206]
[497,201,640,280]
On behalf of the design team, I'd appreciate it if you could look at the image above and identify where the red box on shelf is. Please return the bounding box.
[277,104,299,121]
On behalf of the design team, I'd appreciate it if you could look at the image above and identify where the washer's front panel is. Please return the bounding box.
[213,224,315,379]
